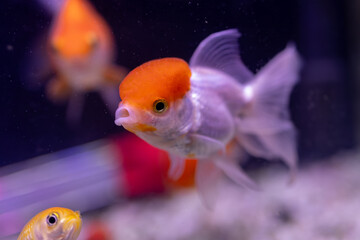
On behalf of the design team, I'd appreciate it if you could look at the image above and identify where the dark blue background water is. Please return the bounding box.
[0,0,354,166]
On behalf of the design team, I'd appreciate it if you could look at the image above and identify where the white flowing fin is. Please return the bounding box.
[237,128,298,182]
[66,92,85,125]
[99,86,121,116]
[238,43,302,135]
[196,160,222,209]
[189,29,253,83]
[235,127,276,159]
[214,160,260,191]
[168,154,186,181]
[236,44,301,176]
[259,130,298,183]
[189,134,226,157]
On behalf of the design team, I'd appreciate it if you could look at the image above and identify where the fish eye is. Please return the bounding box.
[46,213,58,226]
[153,99,168,113]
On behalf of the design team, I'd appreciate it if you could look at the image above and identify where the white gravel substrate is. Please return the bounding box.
[80,151,360,240]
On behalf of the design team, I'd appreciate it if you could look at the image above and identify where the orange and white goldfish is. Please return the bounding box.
[115,29,301,206]
[42,0,127,122]
[17,207,82,240]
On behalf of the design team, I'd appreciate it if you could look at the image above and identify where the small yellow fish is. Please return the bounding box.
[115,29,302,206]
[17,207,82,240]
[45,0,127,122]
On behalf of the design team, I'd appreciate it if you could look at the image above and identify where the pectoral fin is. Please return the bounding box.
[46,76,84,125]
[168,154,186,181]
[46,76,72,102]
[189,134,226,158]
[103,65,128,85]
[259,130,298,184]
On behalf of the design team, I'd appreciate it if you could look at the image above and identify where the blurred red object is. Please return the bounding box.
[112,133,196,197]
[85,221,111,240]
[112,133,168,197]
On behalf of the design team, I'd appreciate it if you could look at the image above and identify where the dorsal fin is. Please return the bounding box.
[189,29,253,83]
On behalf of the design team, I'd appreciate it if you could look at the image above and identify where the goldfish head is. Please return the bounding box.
[49,0,113,70]
[50,29,102,62]
[115,58,194,145]
[21,207,82,240]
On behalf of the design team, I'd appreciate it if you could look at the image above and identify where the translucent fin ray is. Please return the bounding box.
[236,44,301,176]
[214,160,259,190]
[168,154,186,180]
[189,29,253,83]
[195,161,222,209]
[238,43,302,135]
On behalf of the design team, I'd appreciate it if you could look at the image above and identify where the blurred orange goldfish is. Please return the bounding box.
[41,0,127,122]
[18,207,82,240]
[115,29,302,207]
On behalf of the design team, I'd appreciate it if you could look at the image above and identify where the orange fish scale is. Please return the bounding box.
[119,58,191,110]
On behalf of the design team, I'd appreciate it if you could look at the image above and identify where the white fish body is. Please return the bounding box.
[115,29,302,207]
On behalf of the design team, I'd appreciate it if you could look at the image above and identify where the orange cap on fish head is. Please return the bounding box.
[119,58,191,110]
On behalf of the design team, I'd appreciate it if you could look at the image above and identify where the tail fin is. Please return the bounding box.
[236,44,302,175]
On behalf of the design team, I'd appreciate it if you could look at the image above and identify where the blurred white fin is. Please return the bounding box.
[66,87,119,125]
[237,44,302,175]
[214,160,259,190]
[259,130,298,182]
[196,160,222,209]
[46,76,72,102]
[36,0,66,15]
[239,44,302,135]
[189,134,226,157]
[189,29,253,83]
[99,86,121,116]
[235,129,276,159]
[168,154,186,180]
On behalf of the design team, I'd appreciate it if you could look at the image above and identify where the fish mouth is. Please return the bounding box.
[115,106,130,125]
[114,104,133,127]
[63,211,82,239]
[115,104,156,132]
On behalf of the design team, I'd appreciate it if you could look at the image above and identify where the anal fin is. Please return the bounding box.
[189,133,226,158]
[196,160,222,210]
[214,160,259,191]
